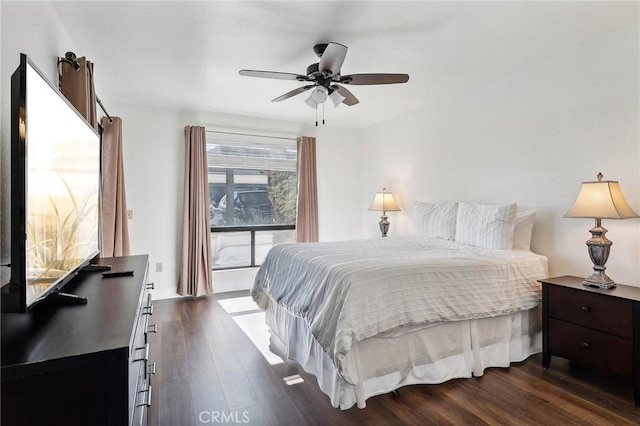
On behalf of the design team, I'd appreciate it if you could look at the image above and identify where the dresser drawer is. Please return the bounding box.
[128,284,154,426]
[547,285,633,338]
[128,289,148,425]
[132,361,151,426]
[548,318,633,377]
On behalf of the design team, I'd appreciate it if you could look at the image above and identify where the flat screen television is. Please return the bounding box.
[1,53,101,313]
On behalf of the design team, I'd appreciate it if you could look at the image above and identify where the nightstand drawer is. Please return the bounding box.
[548,318,633,377]
[547,285,633,338]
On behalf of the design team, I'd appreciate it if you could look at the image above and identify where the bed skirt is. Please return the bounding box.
[265,296,542,410]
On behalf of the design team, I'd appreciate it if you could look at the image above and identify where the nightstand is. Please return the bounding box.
[540,275,640,407]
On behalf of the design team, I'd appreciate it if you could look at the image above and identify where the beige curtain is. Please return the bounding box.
[178,126,213,296]
[61,56,130,257]
[101,117,131,257]
[296,136,319,242]
[60,56,97,129]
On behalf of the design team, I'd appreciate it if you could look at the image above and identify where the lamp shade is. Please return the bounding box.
[310,86,327,103]
[368,188,401,212]
[329,90,346,107]
[564,174,639,219]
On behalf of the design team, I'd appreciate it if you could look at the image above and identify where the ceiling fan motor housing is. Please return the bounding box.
[306,63,333,87]
[313,43,328,58]
[306,62,320,77]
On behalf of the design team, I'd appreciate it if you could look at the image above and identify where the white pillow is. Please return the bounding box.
[455,202,517,250]
[414,202,458,240]
[513,209,536,250]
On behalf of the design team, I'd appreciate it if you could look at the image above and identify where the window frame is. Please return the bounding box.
[207,131,297,271]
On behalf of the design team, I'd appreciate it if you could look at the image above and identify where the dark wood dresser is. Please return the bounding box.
[540,275,640,407]
[1,255,156,425]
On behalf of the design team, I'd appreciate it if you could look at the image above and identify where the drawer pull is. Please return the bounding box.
[582,342,590,349]
[147,362,157,376]
[137,384,152,407]
[147,323,158,334]
[581,306,590,312]
[146,282,155,290]
[134,343,150,362]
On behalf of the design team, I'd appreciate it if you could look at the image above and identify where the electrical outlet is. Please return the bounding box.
[156,262,163,273]
[127,210,133,220]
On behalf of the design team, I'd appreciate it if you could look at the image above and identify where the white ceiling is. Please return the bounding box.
[51,1,636,129]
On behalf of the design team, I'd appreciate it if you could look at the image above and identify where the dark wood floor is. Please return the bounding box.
[147,291,640,425]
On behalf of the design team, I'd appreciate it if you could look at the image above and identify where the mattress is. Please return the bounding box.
[252,237,548,381]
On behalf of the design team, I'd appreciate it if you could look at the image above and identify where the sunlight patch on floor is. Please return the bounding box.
[283,374,304,386]
[219,296,284,365]
[217,296,260,314]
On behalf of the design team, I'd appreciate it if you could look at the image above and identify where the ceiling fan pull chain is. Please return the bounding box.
[315,104,318,127]
[322,102,325,125]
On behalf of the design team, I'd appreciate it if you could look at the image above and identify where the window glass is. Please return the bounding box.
[207,138,297,227]
[207,133,297,269]
[211,232,251,268]
[254,229,296,265]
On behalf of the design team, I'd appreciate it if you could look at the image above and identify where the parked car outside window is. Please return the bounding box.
[215,190,273,225]
[237,191,273,224]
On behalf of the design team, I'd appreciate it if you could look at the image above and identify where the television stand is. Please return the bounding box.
[2,255,154,426]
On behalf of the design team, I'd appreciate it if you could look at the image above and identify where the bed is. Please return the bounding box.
[251,202,548,409]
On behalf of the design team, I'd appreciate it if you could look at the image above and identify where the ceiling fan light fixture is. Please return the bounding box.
[305,96,317,109]
[329,90,346,107]
[310,86,328,103]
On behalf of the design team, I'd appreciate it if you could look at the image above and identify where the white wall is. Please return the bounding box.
[0,2,77,287]
[315,125,364,242]
[107,101,363,298]
[360,23,640,285]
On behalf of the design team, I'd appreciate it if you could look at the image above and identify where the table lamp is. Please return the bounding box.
[564,173,639,288]
[369,188,401,237]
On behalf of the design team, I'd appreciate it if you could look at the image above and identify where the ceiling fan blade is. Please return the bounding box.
[331,85,359,106]
[319,42,347,77]
[239,69,309,81]
[340,73,410,85]
[271,85,315,102]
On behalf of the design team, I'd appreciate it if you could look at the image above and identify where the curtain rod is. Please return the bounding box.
[205,130,296,142]
[57,51,114,124]
[96,96,113,124]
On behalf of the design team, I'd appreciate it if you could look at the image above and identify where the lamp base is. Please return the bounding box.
[583,220,615,289]
[582,271,616,289]
[379,214,390,237]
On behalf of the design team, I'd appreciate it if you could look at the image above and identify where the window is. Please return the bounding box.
[207,132,297,270]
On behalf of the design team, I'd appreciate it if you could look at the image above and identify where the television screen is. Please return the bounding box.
[5,54,101,311]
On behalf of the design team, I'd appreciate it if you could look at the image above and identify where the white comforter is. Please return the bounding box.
[251,237,548,376]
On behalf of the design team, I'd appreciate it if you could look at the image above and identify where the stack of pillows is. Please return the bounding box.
[414,201,535,250]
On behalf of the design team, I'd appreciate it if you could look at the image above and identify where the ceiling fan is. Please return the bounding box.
[239,42,409,123]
